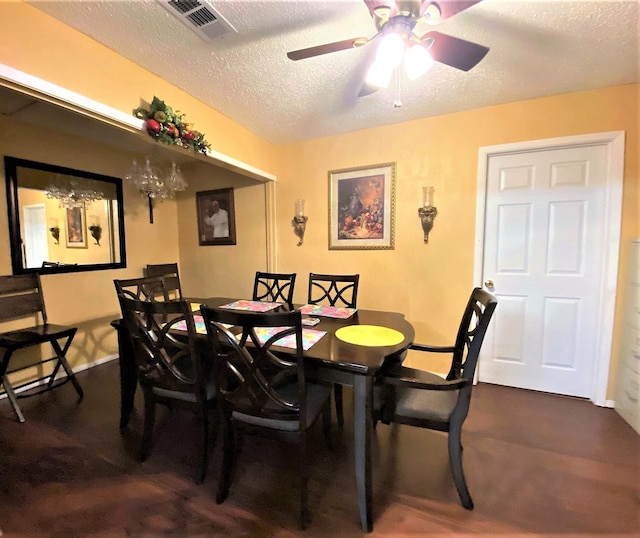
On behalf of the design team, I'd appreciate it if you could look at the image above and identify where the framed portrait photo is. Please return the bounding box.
[328,162,396,250]
[65,206,87,248]
[196,188,236,246]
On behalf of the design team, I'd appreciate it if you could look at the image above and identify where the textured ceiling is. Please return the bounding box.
[27,0,639,144]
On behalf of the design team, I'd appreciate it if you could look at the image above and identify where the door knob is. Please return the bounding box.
[484,279,494,288]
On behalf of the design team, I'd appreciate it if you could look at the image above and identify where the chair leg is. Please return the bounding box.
[2,374,25,423]
[448,425,473,510]
[322,399,333,451]
[217,414,234,504]
[139,395,155,461]
[299,434,310,529]
[334,383,344,427]
[51,337,84,398]
[195,408,210,485]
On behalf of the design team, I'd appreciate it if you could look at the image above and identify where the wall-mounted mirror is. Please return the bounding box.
[4,156,126,274]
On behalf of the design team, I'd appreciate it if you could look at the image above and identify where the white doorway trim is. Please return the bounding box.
[474,131,625,407]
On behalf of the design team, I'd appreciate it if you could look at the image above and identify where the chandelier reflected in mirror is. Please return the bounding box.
[125,157,187,223]
[45,175,104,209]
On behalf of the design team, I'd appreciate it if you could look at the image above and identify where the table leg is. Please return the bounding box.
[353,375,373,532]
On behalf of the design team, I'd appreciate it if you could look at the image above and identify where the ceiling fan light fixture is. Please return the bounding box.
[404,44,434,80]
[373,5,393,19]
[376,32,405,68]
[365,59,394,88]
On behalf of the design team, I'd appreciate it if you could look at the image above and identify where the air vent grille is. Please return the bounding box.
[158,0,236,42]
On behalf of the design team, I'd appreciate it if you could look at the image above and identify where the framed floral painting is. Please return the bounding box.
[328,162,396,250]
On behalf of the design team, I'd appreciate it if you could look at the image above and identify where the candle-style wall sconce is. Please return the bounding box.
[88,216,103,246]
[48,218,60,245]
[292,199,308,246]
[418,186,438,243]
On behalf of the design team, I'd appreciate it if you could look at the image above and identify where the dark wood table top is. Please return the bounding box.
[199,297,415,375]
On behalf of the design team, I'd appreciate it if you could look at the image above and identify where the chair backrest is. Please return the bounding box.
[0,274,47,324]
[116,294,201,386]
[448,287,497,382]
[145,263,182,299]
[114,276,170,303]
[307,273,359,308]
[200,306,307,424]
[252,271,297,310]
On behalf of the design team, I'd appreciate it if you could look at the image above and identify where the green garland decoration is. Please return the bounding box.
[133,96,211,155]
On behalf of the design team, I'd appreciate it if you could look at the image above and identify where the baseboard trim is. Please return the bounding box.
[0,354,119,400]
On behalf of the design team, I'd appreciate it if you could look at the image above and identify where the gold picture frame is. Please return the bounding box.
[328,162,396,250]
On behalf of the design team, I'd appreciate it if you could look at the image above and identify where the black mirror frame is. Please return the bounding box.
[4,155,127,275]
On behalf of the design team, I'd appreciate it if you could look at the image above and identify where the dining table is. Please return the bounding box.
[112,297,415,532]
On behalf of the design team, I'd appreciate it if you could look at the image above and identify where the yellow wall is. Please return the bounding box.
[0,2,637,400]
[276,84,638,387]
[0,2,277,176]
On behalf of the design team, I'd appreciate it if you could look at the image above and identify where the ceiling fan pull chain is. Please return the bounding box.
[393,69,402,108]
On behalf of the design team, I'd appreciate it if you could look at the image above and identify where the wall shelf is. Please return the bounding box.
[0,63,275,183]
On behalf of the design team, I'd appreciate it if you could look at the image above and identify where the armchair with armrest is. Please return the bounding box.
[374,287,497,510]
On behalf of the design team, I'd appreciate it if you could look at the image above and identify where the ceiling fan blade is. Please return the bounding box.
[422,0,483,21]
[287,37,369,61]
[358,83,380,98]
[422,31,489,71]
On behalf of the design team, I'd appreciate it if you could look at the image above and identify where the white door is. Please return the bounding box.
[23,204,48,268]
[476,133,624,401]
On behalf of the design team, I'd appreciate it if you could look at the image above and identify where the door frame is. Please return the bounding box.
[473,131,625,407]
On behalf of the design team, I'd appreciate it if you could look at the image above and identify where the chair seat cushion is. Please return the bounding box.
[232,381,331,432]
[374,371,459,423]
[151,379,216,403]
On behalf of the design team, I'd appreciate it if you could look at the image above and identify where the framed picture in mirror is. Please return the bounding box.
[65,206,87,248]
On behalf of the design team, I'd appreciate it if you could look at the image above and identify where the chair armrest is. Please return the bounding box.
[409,343,457,354]
[380,366,470,391]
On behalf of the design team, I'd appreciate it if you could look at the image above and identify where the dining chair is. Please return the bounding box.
[0,273,83,423]
[199,305,332,528]
[307,273,360,426]
[307,273,359,308]
[252,271,296,310]
[373,287,497,510]
[115,294,216,484]
[114,276,170,303]
[145,263,182,299]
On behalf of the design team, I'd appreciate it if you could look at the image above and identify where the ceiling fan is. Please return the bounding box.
[287,0,489,93]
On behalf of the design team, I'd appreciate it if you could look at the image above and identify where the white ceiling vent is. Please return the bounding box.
[157,0,237,42]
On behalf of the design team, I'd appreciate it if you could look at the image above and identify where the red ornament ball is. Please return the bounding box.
[146,119,161,134]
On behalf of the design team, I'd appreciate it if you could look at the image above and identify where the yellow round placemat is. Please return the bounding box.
[335,325,404,347]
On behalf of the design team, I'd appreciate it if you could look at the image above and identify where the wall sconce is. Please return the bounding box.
[418,186,438,243]
[48,218,60,245]
[292,199,308,246]
[88,216,102,246]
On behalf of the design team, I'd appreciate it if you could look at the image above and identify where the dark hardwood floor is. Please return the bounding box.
[1,360,638,536]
